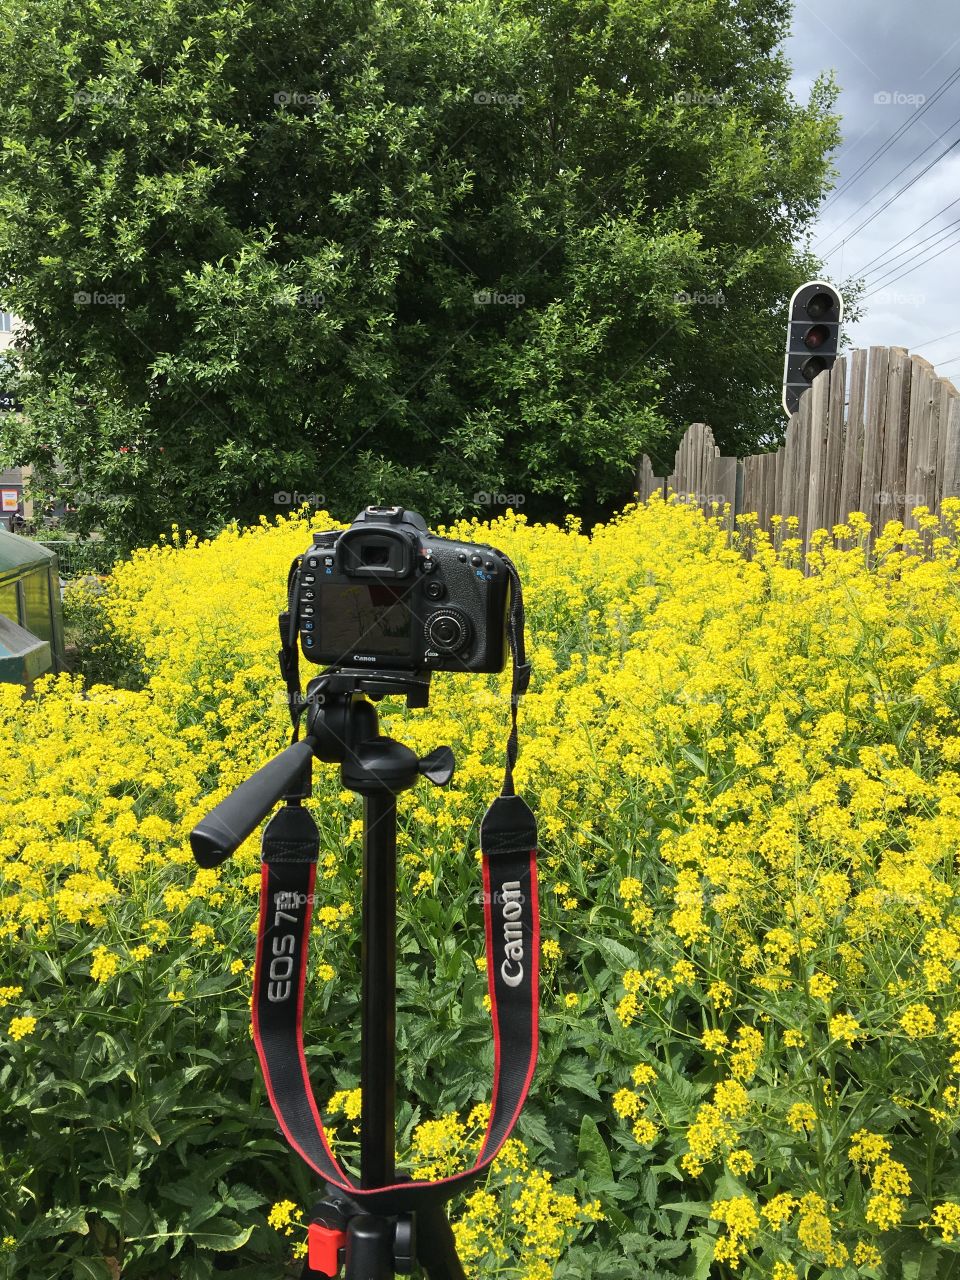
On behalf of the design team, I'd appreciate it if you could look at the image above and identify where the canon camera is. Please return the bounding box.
[291,506,511,674]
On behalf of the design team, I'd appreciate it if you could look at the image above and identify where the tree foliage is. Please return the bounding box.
[0,0,841,547]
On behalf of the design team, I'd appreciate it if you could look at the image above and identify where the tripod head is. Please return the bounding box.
[189,669,454,870]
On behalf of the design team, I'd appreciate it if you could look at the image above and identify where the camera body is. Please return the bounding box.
[294,506,510,674]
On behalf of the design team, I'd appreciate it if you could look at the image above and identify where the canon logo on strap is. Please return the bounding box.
[500,881,525,987]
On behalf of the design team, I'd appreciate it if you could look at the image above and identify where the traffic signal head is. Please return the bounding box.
[782,281,843,416]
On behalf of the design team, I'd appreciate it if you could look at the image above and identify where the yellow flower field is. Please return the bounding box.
[4,495,960,1278]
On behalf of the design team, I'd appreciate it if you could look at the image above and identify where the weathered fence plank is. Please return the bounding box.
[861,347,889,529]
[840,348,867,524]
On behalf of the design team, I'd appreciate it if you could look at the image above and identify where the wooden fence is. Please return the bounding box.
[638,347,960,545]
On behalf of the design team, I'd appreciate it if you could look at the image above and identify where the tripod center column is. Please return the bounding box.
[361,791,398,1188]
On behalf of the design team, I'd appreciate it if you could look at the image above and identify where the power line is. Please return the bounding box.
[911,324,960,349]
[862,226,960,297]
[854,193,960,274]
[816,116,960,254]
[862,217,960,286]
[817,130,960,259]
[821,65,960,212]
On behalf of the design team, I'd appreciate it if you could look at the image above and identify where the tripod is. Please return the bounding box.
[191,671,471,1279]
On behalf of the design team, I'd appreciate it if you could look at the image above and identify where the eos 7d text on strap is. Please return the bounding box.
[189,506,539,1280]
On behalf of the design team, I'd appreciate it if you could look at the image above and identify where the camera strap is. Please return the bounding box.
[257,554,539,1213]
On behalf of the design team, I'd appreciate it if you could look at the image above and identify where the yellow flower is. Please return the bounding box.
[786,1102,817,1133]
[631,1116,658,1145]
[762,1194,796,1230]
[900,1003,936,1039]
[849,1130,892,1169]
[613,1088,642,1119]
[90,945,120,984]
[829,1013,860,1046]
[8,1015,37,1041]
[853,1241,883,1267]
[808,973,836,1001]
[710,1196,759,1268]
[267,1199,302,1236]
[931,1202,960,1243]
[727,1149,754,1176]
[708,981,733,1009]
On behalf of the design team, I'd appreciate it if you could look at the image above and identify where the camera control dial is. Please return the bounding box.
[424,609,472,654]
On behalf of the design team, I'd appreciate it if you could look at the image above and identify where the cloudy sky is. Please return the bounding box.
[785,1,960,379]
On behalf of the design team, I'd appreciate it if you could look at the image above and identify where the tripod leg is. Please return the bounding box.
[414,1202,467,1280]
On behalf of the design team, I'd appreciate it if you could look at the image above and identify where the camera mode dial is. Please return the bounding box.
[424,608,472,654]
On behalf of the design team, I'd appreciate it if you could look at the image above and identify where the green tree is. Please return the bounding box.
[0,0,841,548]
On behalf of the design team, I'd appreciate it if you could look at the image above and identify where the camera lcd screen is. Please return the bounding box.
[317,581,413,658]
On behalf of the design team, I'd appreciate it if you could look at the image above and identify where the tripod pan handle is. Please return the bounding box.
[190,739,316,868]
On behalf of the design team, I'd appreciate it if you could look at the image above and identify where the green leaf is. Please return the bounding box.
[902,1245,945,1280]
[71,1260,114,1280]
[557,1065,602,1101]
[577,1114,613,1183]
[592,936,640,972]
[193,1219,255,1251]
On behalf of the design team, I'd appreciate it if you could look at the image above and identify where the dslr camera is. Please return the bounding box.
[292,506,510,673]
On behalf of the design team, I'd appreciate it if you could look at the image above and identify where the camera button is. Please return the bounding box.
[421,557,437,573]
[470,554,482,567]
[302,573,316,584]
[457,552,467,562]
[484,559,495,571]
[424,580,445,601]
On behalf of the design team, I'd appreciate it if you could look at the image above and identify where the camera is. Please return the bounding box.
[292,506,510,673]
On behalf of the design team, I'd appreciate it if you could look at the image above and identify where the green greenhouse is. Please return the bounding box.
[0,529,65,683]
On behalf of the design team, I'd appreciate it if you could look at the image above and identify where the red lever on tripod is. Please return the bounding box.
[308,1222,347,1277]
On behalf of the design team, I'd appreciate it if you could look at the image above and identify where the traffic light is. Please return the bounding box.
[782,281,843,416]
